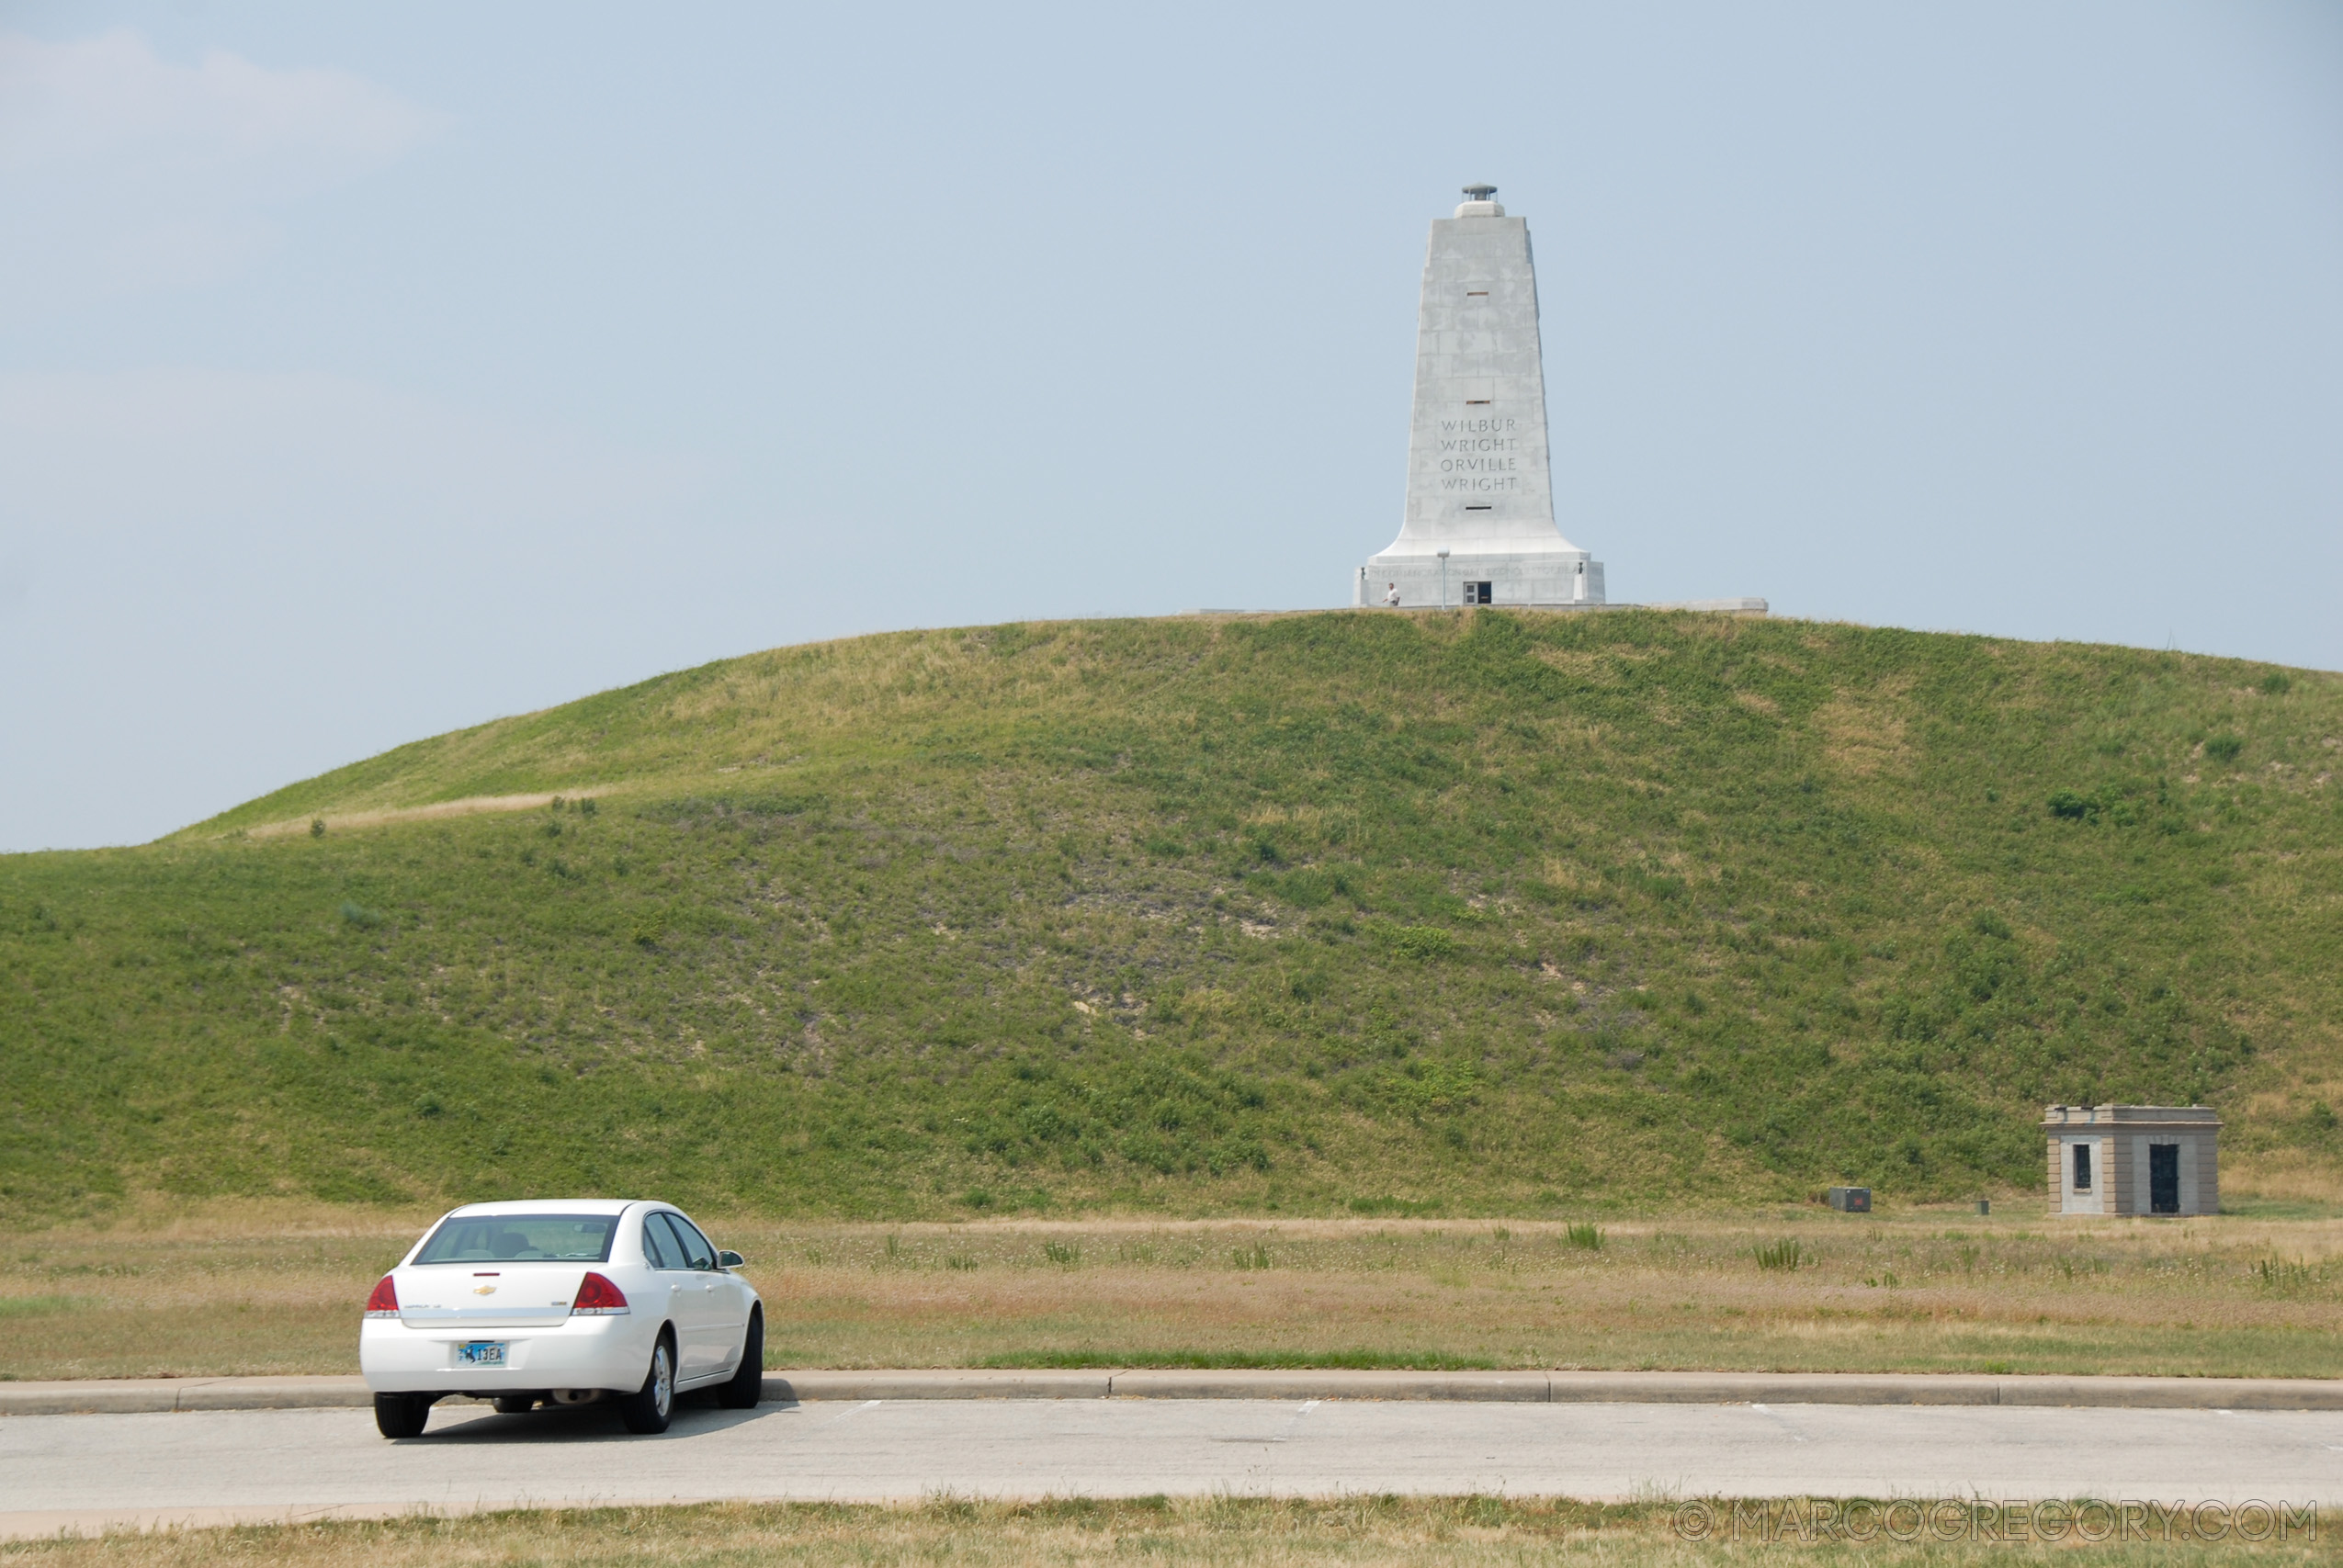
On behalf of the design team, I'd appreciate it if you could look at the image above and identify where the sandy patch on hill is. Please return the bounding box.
[1816,677,1915,777]
[239,792,597,840]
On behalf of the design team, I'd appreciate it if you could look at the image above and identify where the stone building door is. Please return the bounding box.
[2149,1144,2180,1214]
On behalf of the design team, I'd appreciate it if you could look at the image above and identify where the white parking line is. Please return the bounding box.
[1268,1399,1321,1444]
[820,1400,882,1427]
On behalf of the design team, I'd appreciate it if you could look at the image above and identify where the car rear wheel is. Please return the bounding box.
[373,1393,431,1438]
[617,1335,675,1434]
[718,1308,764,1409]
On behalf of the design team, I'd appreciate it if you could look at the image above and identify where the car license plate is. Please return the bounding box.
[458,1341,507,1366]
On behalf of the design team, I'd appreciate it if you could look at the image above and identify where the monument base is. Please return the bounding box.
[1355,552,1605,611]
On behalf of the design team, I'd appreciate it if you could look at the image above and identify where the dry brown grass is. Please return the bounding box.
[1814,678,1915,778]
[746,1210,2343,1378]
[2224,1158,2343,1208]
[241,793,601,840]
[5,1204,2340,1382]
[0,1200,426,1381]
[2,1498,2331,1567]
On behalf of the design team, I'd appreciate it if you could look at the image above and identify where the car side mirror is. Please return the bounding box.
[717,1249,745,1269]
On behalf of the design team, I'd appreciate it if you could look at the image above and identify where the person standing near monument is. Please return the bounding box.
[1385,581,1400,607]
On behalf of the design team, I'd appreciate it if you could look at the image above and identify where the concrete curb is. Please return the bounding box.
[770,1370,2343,1409]
[6,1369,2340,1416]
[0,1377,390,1416]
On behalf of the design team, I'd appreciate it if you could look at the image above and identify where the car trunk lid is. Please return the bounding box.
[395,1263,585,1328]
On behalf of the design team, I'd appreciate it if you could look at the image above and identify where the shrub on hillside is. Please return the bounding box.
[1383,924,1457,961]
[2046,788,2143,826]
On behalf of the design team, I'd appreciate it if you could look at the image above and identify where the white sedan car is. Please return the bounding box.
[359,1199,764,1438]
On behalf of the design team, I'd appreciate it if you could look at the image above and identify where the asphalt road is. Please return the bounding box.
[5,1398,2338,1537]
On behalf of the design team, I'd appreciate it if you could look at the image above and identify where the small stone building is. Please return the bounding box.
[2043,1104,2220,1216]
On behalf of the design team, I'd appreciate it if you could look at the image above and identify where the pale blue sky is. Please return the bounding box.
[4,2,2339,851]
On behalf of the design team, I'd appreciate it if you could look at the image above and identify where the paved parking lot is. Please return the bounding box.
[4,1397,2337,1537]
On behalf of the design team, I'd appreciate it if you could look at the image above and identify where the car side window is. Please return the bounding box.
[666,1213,719,1270]
[640,1213,684,1270]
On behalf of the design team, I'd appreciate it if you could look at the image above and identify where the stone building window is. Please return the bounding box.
[2072,1143,2092,1191]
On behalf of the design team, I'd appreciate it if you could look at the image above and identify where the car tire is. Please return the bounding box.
[373,1393,431,1439]
[492,1395,537,1415]
[717,1309,764,1409]
[617,1334,675,1434]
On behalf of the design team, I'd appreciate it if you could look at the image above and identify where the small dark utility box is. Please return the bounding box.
[1827,1186,1871,1213]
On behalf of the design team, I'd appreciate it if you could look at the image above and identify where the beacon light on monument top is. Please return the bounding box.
[1357,183,1604,610]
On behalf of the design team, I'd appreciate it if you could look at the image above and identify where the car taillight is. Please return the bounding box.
[364,1275,400,1319]
[572,1271,629,1315]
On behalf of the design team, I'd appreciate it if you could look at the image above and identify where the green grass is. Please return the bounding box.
[3,608,2339,1224]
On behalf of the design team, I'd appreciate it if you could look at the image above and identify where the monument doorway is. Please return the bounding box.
[2149,1144,2180,1214]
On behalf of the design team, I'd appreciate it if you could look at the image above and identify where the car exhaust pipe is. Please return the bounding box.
[549,1388,606,1405]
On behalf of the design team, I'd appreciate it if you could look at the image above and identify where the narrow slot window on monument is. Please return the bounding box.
[2073,1144,2092,1191]
[1465,504,1492,511]
[1466,289,1488,297]
[1465,399,1492,406]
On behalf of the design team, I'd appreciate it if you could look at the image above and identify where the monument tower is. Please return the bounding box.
[1358,185,1603,608]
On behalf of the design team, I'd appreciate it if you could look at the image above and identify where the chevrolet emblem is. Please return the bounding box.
[472,1284,497,1295]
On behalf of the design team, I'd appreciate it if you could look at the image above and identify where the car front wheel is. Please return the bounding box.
[617,1335,675,1434]
[373,1393,431,1438]
[718,1309,764,1409]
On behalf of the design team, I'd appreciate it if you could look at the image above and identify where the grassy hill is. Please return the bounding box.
[4,609,2338,1224]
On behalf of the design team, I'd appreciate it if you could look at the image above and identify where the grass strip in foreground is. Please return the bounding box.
[3,1497,2328,1565]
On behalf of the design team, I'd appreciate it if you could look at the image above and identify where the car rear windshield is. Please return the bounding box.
[412,1214,617,1265]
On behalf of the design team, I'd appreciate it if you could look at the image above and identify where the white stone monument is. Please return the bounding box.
[1358,185,1604,610]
